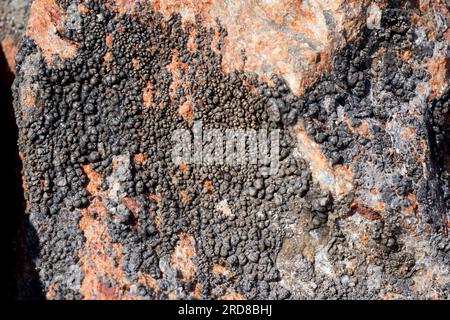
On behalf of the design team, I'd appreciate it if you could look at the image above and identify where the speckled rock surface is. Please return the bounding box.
[8,0,450,299]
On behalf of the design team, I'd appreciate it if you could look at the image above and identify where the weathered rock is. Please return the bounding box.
[0,0,31,74]
[9,0,450,300]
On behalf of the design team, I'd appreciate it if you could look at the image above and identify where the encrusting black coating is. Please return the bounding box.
[13,0,449,299]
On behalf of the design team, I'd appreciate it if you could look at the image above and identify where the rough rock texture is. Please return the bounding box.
[8,0,450,299]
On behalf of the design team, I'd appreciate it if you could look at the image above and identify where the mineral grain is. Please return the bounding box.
[5,0,450,299]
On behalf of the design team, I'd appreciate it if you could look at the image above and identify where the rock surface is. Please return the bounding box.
[1,0,32,300]
[0,0,31,74]
[7,0,450,299]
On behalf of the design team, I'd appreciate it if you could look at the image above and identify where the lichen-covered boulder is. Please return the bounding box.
[11,0,450,300]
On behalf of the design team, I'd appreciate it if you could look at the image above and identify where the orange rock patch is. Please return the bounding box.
[142,81,153,107]
[427,53,449,100]
[105,34,113,47]
[179,191,190,203]
[293,121,353,196]
[211,263,232,278]
[1,36,18,74]
[26,0,77,63]
[400,127,416,139]
[344,116,370,137]
[115,0,369,95]
[220,292,246,300]
[148,194,160,204]
[132,58,140,68]
[350,199,383,222]
[179,160,188,174]
[179,101,193,121]
[167,49,189,102]
[203,179,213,193]
[78,164,157,299]
[133,153,145,163]
[78,3,89,14]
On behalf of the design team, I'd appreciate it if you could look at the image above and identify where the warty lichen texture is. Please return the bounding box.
[9,0,450,300]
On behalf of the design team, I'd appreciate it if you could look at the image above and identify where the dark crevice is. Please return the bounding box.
[1,44,42,300]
